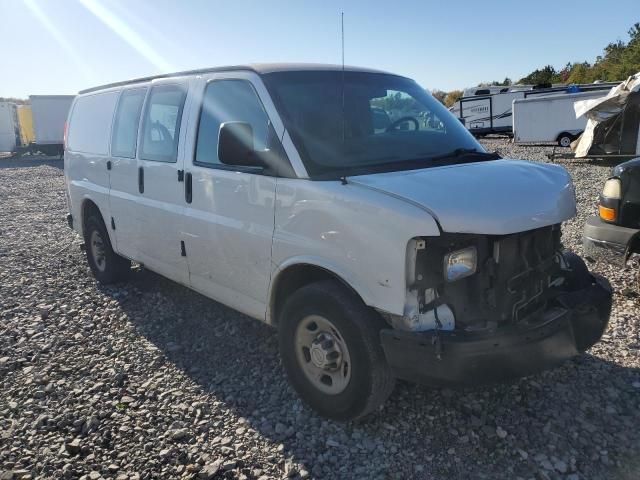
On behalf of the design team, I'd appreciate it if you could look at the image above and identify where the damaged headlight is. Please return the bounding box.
[444,246,477,282]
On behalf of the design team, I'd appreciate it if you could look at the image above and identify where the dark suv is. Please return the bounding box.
[584,157,640,282]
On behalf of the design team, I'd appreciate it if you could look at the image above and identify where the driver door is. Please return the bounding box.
[135,79,191,285]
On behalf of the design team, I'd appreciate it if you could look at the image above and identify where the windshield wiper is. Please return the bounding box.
[428,148,501,163]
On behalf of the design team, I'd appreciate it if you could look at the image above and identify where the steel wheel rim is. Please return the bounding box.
[294,314,352,395]
[560,137,571,147]
[90,230,107,272]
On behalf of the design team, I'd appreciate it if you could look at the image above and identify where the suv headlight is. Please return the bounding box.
[599,178,621,222]
[444,246,477,282]
[602,178,621,199]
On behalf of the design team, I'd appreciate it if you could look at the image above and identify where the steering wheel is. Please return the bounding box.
[385,116,420,132]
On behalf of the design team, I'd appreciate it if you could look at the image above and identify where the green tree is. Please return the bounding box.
[518,22,640,85]
[431,89,447,104]
[519,65,557,85]
[444,90,463,108]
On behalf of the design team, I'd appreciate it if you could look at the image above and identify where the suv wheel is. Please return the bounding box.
[83,214,130,284]
[278,280,395,420]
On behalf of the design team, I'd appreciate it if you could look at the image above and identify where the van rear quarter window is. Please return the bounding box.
[67,91,119,154]
[111,88,147,158]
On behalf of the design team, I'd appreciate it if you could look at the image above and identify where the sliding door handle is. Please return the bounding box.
[185,172,192,204]
[138,166,144,194]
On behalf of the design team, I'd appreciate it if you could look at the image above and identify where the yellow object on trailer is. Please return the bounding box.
[16,105,35,146]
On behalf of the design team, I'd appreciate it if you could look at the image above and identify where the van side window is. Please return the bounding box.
[67,91,119,155]
[195,80,270,166]
[111,88,146,158]
[140,85,186,162]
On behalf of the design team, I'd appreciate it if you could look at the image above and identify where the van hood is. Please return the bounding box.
[347,159,576,235]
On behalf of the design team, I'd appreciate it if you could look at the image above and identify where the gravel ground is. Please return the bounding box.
[0,143,639,480]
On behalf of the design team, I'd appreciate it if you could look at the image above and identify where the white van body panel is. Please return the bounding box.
[65,90,120,240]
[512,90,607,144]
[347,160,576,235]
[180,71,290,320]
[270,179,441,318]
[108,85,150,261]
[133,76,193,285]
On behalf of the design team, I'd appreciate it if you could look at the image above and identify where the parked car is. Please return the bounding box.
[583,157,640,284]
[64,63,612,420]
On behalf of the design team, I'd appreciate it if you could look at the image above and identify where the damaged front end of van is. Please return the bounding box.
[363,161,613,387]
[380,230,611,386]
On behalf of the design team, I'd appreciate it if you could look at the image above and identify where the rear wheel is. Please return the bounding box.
[83,214,130,284]
[278,280,395,421]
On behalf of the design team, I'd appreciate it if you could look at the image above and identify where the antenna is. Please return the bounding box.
[341,12,345,70]
[341,11,345,143]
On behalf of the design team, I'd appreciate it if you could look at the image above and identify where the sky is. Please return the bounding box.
[0,0,637,98]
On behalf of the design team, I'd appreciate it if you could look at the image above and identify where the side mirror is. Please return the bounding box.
[218,121,263,167]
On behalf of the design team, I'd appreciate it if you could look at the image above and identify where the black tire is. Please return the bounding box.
[83,214,130,284]
[278,280,395,421]
[557,133,573,148]
[562,250,592,290]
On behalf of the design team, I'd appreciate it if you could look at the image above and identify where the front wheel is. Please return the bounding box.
[278,280,395,421]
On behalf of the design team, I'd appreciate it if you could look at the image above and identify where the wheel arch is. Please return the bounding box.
[80,197,115,246]
[267,261,370,328]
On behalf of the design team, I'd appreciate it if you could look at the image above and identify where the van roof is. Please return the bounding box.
[78,63,398,95]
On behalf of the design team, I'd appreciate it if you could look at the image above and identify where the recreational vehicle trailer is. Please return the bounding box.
[451,83,617,136]
[513,90,608,146]
[461,85,533,97]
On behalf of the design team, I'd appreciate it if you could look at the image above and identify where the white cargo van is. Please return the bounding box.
[65,64,612,420]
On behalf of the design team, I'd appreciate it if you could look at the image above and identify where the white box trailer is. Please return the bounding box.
[29,95,74,155]
[0,102,18,153]
[513,90,608,146]
[451,84,617,136]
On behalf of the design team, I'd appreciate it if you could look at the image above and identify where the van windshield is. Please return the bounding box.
[263,71,486,178]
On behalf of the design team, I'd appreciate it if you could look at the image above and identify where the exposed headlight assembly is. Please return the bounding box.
[444,246,477,282]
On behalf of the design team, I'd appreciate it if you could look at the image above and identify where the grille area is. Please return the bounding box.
[414,225,563,330]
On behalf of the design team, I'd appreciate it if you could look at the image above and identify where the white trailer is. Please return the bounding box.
[451,84,617,136]
[29,95,74,155]
[513,90,608,147]
[449,90,530,135]
[0,102,18,153]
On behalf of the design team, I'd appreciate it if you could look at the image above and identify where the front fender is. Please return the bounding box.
[271,178,441,319]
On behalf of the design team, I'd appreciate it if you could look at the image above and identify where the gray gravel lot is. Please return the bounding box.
[0,142,639,480]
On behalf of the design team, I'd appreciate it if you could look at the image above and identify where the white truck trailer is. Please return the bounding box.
[512,90,608,147]
[29,95,74,156]
[451,83,616,136]
[0,102,18,153]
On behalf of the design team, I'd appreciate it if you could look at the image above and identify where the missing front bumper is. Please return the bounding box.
[380,274,612,386]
